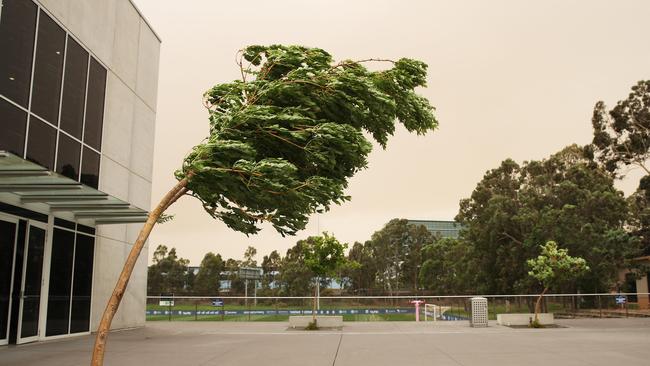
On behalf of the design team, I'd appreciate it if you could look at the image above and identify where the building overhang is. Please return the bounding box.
[0,151,149,225]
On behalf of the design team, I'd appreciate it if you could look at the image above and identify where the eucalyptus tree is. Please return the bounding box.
[592,80,650,176]
[193,252,225,295]
[591,81,650,255]
[92,44,438,364]
[456,145,639,294]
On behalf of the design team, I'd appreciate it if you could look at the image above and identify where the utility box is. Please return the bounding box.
[469,297,488,327]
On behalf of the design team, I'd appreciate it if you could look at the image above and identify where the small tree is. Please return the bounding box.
[91,44,437,365]
[303,233,348,328]
[527,241,589,325]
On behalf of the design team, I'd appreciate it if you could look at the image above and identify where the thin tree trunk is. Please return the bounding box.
[534,287,549,323]
[91,177,189,366]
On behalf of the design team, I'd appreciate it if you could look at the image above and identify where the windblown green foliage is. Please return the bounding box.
[176,45,437,236]
[527,241,589,288]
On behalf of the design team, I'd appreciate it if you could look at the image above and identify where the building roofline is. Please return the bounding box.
[128,0,162,43]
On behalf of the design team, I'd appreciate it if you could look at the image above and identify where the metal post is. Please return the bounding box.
[598,295,602,318]
[245,279,249,320]
[168,300,172,322]
[195,302,198,321]
[317,279,320,311]
[221,300,225,321]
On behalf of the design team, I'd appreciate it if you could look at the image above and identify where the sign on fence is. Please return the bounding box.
[159,293,174,306]
[615,296,627,305]
[146,308,413,316]
[212,298,224,306]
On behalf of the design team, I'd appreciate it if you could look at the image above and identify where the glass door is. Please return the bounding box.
[0,215,19,346]
[16,222,46,344]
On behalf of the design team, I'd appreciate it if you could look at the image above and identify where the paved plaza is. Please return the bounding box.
[1,318,649,366]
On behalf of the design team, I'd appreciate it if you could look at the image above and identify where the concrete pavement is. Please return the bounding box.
[1,318,649,365]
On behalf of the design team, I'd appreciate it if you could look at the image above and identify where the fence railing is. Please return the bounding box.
[145,293,650,322]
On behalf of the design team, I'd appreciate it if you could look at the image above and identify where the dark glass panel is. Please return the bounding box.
[83,58,106,149]
[59,37,88,139]
[26,117,56,170]
[30,11,65,124]
[0,98,27,156]
[46,228,74,336]
[56,132,81,180]
[53,218,75,230]
[80,147,100,189]
[0,220,17,341]
[70,234,94,333]
[77,224,95,235]
[0,202,48,223]
[0,0,37,108]
[20,226,45,338]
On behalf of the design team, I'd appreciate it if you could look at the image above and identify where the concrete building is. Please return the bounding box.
[407,220,462,239]
[0,0,160,345]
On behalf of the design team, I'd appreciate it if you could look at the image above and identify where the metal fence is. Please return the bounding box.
[145,293,650,322]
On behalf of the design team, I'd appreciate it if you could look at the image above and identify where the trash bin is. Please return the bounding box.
[469,297,488,327]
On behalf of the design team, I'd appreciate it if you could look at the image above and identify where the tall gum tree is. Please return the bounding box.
[91,44,438,365]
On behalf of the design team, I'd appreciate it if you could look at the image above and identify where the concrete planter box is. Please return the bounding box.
[289,316,343,328]
[497,313,554,326]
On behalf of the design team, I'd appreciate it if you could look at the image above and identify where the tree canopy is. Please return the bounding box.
[456,145,641,293]
[527,241,589,290]
[592,80,650,176]
[176,45,437,236]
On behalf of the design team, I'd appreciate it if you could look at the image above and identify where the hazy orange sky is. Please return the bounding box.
[132,0,650,265]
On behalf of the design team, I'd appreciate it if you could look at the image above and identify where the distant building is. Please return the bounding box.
[407,220,462,239]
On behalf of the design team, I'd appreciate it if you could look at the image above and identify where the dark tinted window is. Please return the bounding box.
[54,218,75,230]
[56,132,81,180]
[59,37,88,139]
[0,98,27,156]
[0,0,37,108]
[81,147,100,188]
[46,228,74,336]
[70,233,94,333]
[30,11,65,124]
[83,58,106,149]
[77,224,96,235]
[26,117,56,170]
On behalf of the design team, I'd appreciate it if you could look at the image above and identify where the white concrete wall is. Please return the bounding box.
[36,0,160,331]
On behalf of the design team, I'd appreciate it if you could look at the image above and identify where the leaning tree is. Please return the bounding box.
[91,45,438,365]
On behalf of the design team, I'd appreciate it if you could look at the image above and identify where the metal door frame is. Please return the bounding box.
[16,220,46,344]
[0,213,19,346]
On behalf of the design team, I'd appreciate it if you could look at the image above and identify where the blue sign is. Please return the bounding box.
[211,298,224,307]
[615,296,626,305]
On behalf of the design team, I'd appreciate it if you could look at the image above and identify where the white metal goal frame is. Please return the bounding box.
[423,303,451,322]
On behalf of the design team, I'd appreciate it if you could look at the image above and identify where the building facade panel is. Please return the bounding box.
[130,97,156,181]
[135,20,161,111]
[102,73,135,168]
[111,0,141,90]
